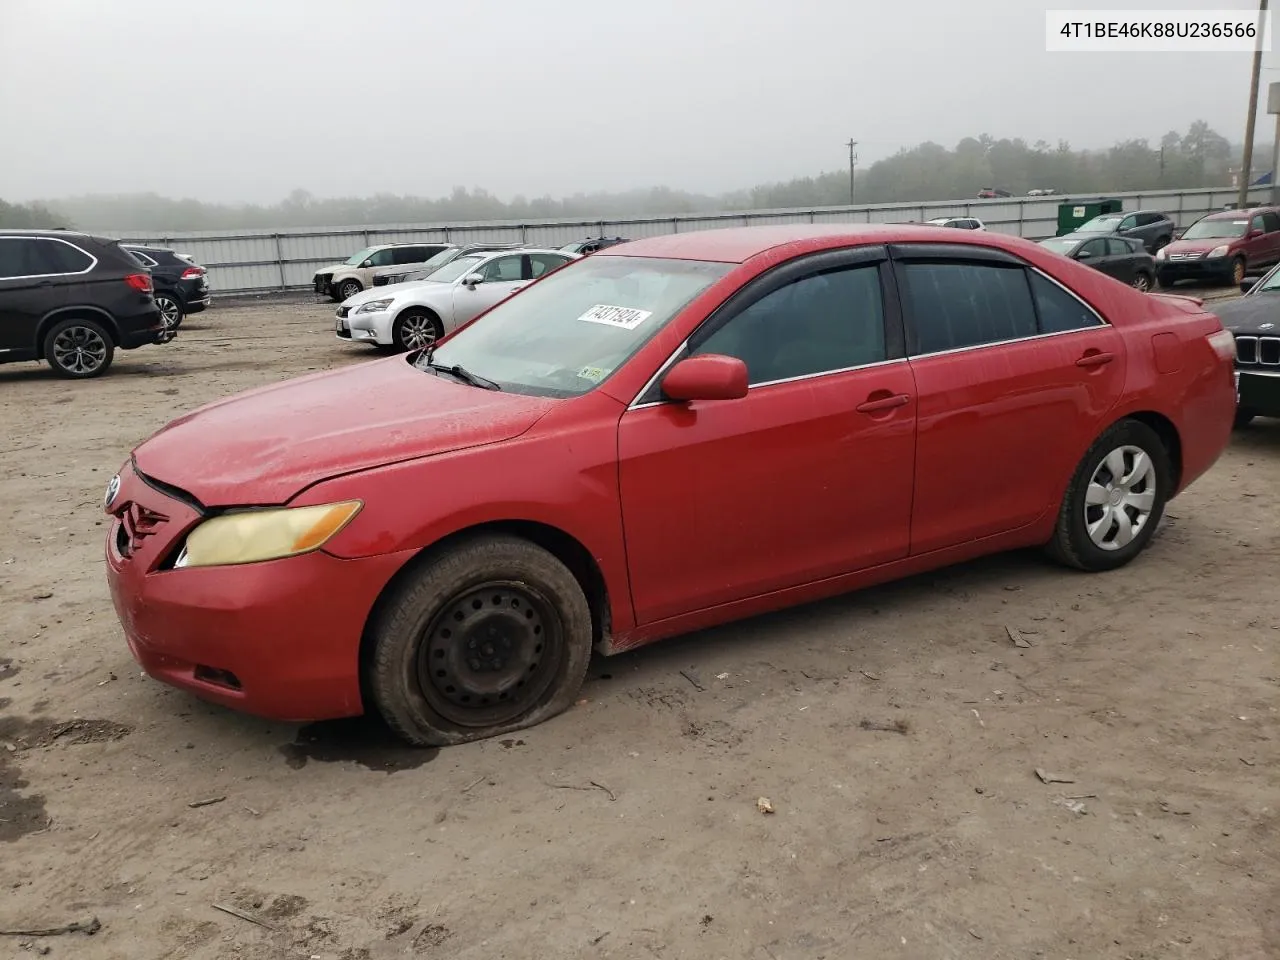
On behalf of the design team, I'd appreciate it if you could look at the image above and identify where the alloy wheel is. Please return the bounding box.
[415,581,563,728]
[1132,274,1150,292]
[399,314,438,351]
[52,325,109,375]
[156,296,181,330]
[1083,445,1157,551]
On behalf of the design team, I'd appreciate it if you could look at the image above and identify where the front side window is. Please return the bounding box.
[480,255,525,283]
[1076,238,1108,259]
[424,255,731,397]
[692,264,886,385]
[366,248,396,267]
[343,246,376,266]
[1029,271,1103,334]
[899,261,1036,354]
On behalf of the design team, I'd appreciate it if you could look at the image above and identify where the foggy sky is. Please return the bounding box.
[1,0,1274,204]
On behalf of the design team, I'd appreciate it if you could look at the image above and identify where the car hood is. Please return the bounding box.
[313,263,353,277]
[1209,293,1280,333]
[1163,238,1236,255]
[342,279,450,308]
[132,357,556,506]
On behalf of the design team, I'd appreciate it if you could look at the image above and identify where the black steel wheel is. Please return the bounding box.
[367,534,594,746]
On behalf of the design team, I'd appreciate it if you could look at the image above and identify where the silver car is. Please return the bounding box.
[334,248,578,352]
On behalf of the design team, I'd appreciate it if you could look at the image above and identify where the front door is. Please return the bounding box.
[617,250,917,625]
[0,237,68,358]
[451,253,527,327]
[891,246,1127,554]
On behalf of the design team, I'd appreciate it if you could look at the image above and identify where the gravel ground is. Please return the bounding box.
[0,293,1277,960]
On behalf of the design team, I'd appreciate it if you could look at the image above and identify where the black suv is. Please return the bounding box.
[123,244,210,331]
[0,230,171,379]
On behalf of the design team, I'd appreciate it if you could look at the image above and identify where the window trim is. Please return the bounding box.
[0,236,99,281]
[125,248,159,267]
[629,245,901,408]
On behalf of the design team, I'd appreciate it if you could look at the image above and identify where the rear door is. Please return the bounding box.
[1103,238,1138,284]
[892,244,1127,553]
[0,237,72,357]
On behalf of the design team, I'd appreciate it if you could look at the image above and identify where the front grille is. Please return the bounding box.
[1167,252,1203,261]
[115,502,171,557]
[1235,335,1280,365]
[314,273,332,293]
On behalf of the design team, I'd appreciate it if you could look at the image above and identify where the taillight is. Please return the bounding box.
[124,273,152,293]
[180,266,205,279]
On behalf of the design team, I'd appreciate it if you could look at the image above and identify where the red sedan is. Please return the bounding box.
[104,225,1237,746]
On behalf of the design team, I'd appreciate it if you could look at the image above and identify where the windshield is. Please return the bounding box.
[417,248,460,272]
[343,246,377,266]
[1038,238,1081,256]
[423,255,733,397]
[1181,217,1249,240]
[1077,215,1122,232]
[1256,266,1280,292]
[424,255,486,284]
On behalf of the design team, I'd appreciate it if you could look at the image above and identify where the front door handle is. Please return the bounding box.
[855,392,911,414]
[1076,351,1115,368]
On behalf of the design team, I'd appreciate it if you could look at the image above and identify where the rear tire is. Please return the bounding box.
[155,293,184,332]
[1235,408,1258,429]
[43,318,115,379]
[1046,419,1172,572]
[367,535,594,747]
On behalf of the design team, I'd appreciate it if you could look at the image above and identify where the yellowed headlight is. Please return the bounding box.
[175,501,362,568]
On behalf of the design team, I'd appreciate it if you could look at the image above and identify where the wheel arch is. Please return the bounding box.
[1115,409,1182,491]
[35,306,121,357]
[357,519,613,697]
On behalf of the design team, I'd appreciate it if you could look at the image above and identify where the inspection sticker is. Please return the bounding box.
[577,365,609,383]
[577,304,653,330]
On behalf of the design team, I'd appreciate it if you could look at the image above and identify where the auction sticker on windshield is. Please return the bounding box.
[577,304,653,330]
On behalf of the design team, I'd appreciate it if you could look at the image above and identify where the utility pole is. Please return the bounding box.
[846,139,858,205]
[1159,144,1165,184]
[1238,0,1268,209]
[1270,82,1280,205]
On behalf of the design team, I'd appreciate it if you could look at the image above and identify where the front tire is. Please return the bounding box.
[43,318,115,379]
[1046,419,1172,572]
[367,535,594,747]
[336,278,363,302]
[392,309,443,353]
[1231,256,1246,287]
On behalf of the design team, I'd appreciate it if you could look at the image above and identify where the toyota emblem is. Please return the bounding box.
[103,474,121,511]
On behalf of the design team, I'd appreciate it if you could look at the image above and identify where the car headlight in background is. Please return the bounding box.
[356,299,395,314]
[1155,248,1166,260]
[1207,245,1230,258]
[173,501,362,568]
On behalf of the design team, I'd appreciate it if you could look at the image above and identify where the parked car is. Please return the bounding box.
[336,248,577,351]
[123,244,210,331]
[1156,207,1280,287]
[313,243,453,302]
[925,217,985,230]
[558,237,631,255]
[1070,210,1175,254]
[1027,188,1057,197]
[1038,234,1156,291]
[1209,260,1280,426]
[371,242,526,287]
[977,188,1012,198]
[104,224,1236,746]
[0,230,171,379]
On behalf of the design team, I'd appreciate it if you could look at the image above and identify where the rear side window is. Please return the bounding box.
[37,239,93,274]
[392,246,425,265]
[528,253,569,277]
[899,261,1037,354]
[1028,271,1104,334]
[0,238,44,278]
[126,248,158,267]
[1264,212,1280,233]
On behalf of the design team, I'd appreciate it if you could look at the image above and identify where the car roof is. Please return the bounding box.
[0,228,92,238]
[1203,206,1276,219]
[602,224,1029,263]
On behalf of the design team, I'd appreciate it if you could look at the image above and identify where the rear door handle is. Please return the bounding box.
[1076,351,1115,368]
[855,393,911,414]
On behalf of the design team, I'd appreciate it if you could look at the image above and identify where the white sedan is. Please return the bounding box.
[335,248,578,351]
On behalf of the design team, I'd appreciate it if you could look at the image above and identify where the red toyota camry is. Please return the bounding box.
[104,225,1237,746]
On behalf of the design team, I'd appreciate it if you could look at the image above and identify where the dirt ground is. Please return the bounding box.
[1,293,1277,960]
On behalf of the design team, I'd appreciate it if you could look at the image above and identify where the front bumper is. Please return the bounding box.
[103,461,412,723]
[1157,256,1234,283]
[1237,367,1280,416]
[335,305,392,345]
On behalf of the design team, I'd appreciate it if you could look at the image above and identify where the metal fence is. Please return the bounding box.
[115,186,1275,295]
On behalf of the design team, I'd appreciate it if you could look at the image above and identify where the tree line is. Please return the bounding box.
[0,121,1250,233]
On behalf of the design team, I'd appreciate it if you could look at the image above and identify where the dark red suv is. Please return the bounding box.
[1156,206,1280,287]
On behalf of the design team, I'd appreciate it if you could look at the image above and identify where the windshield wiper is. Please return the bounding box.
[416,348,500,390]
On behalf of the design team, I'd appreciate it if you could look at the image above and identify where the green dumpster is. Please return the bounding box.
[1056,198,1124,236]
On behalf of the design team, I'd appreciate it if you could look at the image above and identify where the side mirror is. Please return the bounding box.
[360,260,373,268]
[1075,249,1094,259]
[462,273,484,288]
[661,354,748,403]
[1251,229,1265,239]
[1241,277,1261,294]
